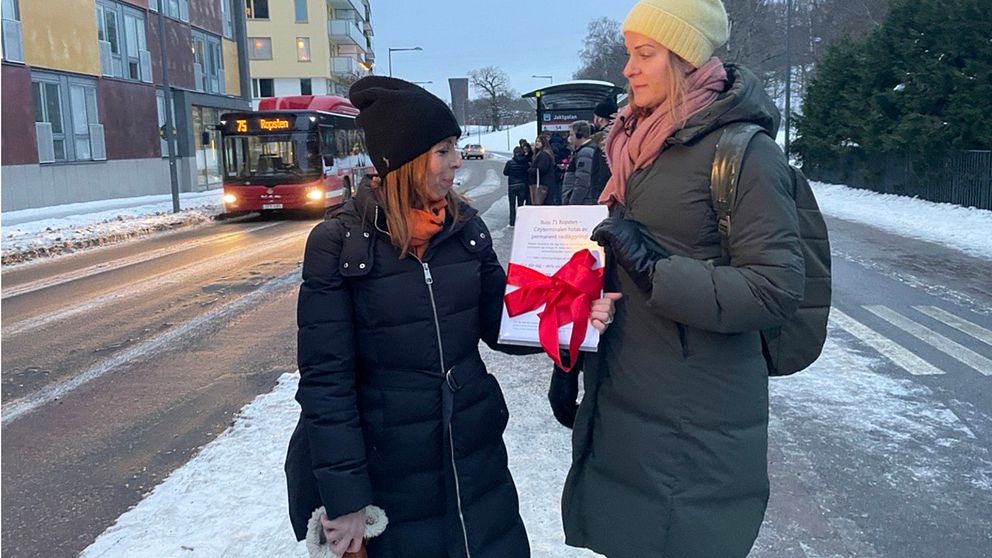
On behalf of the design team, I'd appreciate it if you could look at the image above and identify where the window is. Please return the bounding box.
[32,73,105,163]
[300,78,312,95]
[252,78,273,98]
[249,37,272,60]
[220,0,234,38]
[149,0,188,22]
[1,0,23,63]
[294,0,307,22]
[96,1,151,82]
[192,31,225,94]
[296,37,310,62]
[246,0,268,19]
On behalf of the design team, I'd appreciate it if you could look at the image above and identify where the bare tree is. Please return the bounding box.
[573,17,627,86]
[469,66,511,131]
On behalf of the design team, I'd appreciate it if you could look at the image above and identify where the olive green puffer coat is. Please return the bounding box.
[562,65,805,558]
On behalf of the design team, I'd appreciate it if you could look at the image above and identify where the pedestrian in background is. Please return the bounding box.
[561,120,609,205]
[527,135,557,205]
[547,133,570,202]
[518,138,533,164]
[286,76,541,558]
[591,96,618,148]
[553,1,805,557]
[503,146,530,226]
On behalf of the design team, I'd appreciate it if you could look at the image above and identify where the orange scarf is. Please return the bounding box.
[407,199,447,259]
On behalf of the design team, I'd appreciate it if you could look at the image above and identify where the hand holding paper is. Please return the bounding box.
[498,206,609,371]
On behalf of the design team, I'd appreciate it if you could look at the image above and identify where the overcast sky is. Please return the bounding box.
[370,0,629,103]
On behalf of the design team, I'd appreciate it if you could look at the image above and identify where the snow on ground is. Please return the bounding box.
[461,121,539,155]
[811,181,992,259]
[1,191,223,266]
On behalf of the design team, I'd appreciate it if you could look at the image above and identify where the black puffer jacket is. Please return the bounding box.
[286,185,532,557]
[502,154,530,189]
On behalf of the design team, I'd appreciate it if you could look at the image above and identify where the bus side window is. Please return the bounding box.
[320,126,336,164]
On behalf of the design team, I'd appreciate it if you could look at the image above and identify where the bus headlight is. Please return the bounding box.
[306,189,324,201]
[223,193,238,204]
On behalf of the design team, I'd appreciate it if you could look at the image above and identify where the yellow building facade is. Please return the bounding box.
[247,0,374,103]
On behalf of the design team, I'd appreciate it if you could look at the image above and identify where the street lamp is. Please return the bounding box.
[532,74,553,84]
[388,46,423,77]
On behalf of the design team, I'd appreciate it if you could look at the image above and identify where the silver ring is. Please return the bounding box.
[602,316,613,326]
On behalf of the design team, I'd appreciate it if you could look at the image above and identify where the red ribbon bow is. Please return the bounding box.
[504,249,604,372]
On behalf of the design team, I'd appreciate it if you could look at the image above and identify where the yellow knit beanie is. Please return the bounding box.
[622,0,729,68]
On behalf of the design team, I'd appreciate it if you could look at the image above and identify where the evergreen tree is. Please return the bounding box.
[796,0,991,167]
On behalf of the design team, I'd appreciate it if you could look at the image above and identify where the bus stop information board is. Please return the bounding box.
[542,110,596,132]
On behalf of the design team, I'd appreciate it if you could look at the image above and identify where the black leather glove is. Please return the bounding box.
[590,218,669,292]
[548,360,581,429]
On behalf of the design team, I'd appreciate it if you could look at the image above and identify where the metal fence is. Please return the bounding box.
[804,150,992,210]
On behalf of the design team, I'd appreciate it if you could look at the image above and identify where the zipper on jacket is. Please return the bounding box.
[420,260,472,558]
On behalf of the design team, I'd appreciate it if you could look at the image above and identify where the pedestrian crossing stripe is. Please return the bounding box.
[830,308,945,376]
[830,306,992,377]
[914,305,992,347]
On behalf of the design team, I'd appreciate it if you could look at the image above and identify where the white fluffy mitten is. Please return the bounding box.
[305,505,388,558]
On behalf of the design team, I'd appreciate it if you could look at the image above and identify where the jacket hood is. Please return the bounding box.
[669,64,780,146]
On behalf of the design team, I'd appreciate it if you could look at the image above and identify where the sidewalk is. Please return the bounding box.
[1,190,223,266]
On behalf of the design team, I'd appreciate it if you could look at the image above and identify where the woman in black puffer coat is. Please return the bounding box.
[285,77,619,558]
[502,146,530,226]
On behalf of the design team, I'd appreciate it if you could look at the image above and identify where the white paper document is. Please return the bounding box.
[498,205,609,352]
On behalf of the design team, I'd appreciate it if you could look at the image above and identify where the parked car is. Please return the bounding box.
[461,144,486,160]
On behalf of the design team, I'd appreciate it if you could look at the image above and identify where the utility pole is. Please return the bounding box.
[784,0,793,159]
[156,6,181,213]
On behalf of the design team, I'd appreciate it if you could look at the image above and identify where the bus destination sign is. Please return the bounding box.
[227,116,297,134]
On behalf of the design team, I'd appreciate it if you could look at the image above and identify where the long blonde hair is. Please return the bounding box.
[373,151,461,257]
[628,50,695,128]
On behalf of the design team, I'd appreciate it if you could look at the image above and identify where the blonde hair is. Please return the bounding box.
[629,50,695,128]
[374,151,461,257]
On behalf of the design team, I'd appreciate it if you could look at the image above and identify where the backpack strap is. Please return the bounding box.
[709,122,765,260]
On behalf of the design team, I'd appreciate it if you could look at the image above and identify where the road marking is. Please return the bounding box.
[1,228,306,338]
[830,308,944,375]
[1,272,299,427]
[914,305,992,347]
[865,305,992,376]
[2,222,282,300]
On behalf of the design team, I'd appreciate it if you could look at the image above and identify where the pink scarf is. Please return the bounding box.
[599,58,728,206]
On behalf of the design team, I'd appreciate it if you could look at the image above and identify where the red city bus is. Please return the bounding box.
[218,95,371,215]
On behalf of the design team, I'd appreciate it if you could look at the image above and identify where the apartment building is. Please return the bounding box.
[246,0,374,107]
[1,0,252,212]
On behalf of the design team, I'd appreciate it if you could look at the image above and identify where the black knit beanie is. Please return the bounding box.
[349,76,462,177]
[594,97,618,119]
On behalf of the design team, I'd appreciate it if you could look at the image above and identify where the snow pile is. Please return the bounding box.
[812,181,992,259]
[1,191,223,266]
[461,122,539,155]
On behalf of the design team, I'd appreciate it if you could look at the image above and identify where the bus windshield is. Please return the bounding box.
[223,132,322,185]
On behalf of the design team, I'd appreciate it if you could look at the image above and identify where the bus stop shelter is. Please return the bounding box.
[521,80,625,136]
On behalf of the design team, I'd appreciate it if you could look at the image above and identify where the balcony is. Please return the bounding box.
[363,21,373,36]
[330,56,359,76]
[328,0,360,12]
[328,19,363,46]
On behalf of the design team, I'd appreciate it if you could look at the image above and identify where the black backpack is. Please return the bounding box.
[710,122,832,376]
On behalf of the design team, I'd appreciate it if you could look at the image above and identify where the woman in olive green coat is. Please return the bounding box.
[556,1,806,557]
